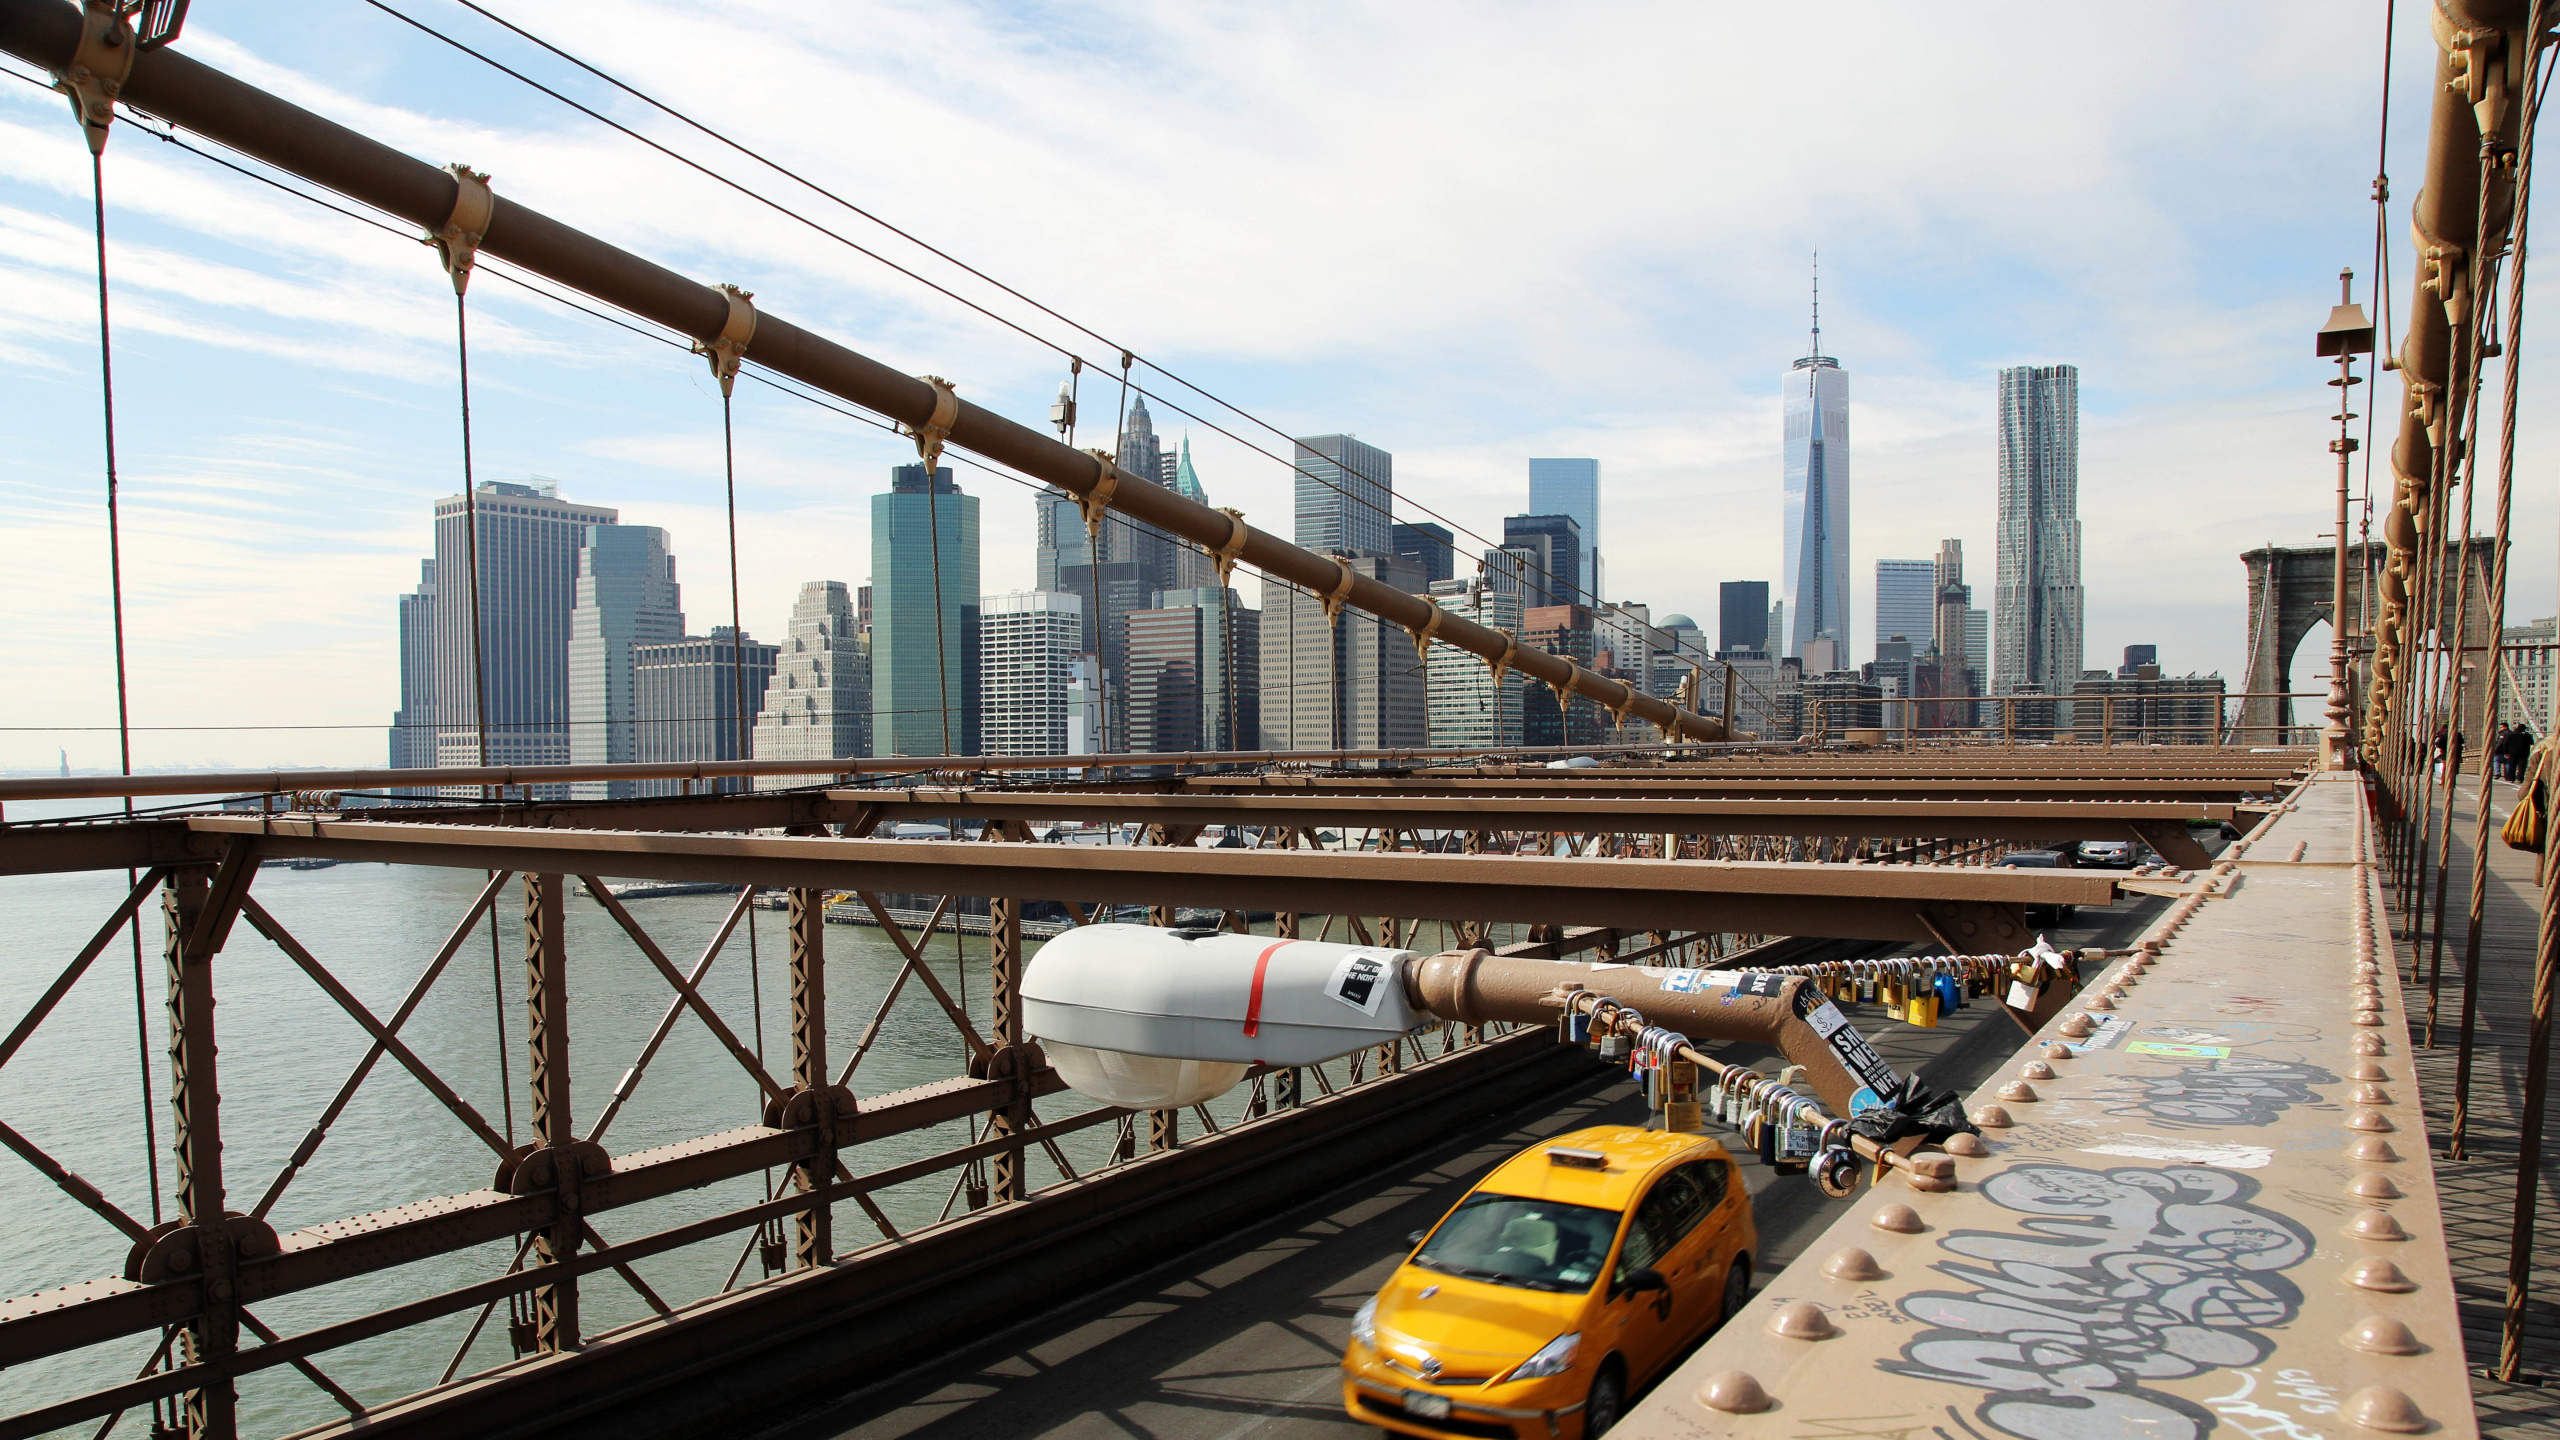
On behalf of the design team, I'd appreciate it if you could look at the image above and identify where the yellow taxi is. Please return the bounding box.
[1340,1125,1755,1438]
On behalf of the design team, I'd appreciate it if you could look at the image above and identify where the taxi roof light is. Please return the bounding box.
[1545,1147,1607,1169]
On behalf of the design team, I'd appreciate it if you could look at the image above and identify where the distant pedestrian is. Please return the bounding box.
[2501,723,2537,782]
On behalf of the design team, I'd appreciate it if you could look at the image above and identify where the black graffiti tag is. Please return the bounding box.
[1882,1164,2313,1440]
[2101,1057,2337,1129]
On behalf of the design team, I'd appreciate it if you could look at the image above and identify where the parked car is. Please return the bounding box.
[1341,1126,1756,1438]
[1996,850,2080,926]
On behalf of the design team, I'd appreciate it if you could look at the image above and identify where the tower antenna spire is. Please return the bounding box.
[1809,250,1822,361]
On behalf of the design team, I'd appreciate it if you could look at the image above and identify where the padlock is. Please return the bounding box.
[1813,1146,1861,1198]
[1909,991,1940,1028]
[1598,1031,1629,1062]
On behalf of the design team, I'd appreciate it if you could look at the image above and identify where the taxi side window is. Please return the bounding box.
[1689,1159,1730,1218]
[1614,1168,1702,1285]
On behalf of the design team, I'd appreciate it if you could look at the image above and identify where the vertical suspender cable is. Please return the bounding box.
[88,145,160,1227]
[720,389,766,1070]
[454,284,512,1145]
[2454,10,2549,1161]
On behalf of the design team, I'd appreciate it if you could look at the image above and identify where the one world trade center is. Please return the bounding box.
[1782,266,1850,667]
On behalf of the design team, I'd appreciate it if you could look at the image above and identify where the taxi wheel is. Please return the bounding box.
[1584,1361,1627,1436]
[1714,1255,1752,1330]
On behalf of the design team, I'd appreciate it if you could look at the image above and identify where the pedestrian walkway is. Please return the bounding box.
[2398,774,2560,1437]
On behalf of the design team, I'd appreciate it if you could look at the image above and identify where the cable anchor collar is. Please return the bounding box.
[1211,507,1250,587]
[902,373,959,473]
[55,0,139,156]
[1406,603,1443,663]
[1321,556,1358,629]
[1077,449,1122,541]
[429,164,494,295]
[694,284,758,397]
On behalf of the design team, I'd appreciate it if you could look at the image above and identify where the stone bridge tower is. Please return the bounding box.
[2241,541,2497,744]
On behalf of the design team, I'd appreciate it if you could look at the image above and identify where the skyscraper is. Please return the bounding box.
[1392,522,1457,587]
[978,590,1084,766]
[1427,579,1525,748]
[1994,364,2084,698]
[871,463,980,756]
[391,560,436,776]
[1127,587,1259,755]
[1718,580,1770,655]
[1165,436,1220,592]
[631,627,777,795]
[1502,514,1584,608]
[567,525,684,799]
[1933,539,1979,726]
[1782,271,1851,662]
[1874,559,1935,657]
[1528,458,1601,599]
[1258,554,1426,749]
[1293,435,1392,556]
[751,580,870,785]
[429,480,618,782]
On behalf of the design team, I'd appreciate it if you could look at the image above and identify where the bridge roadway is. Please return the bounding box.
[747,897,2177,1440]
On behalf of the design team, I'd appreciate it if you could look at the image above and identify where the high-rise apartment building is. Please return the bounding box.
[1995,364,2084,699]
[1258,554,1425,749]
[1293,435,1392,556]
[1392,522,1457,587]
[1481,545,1539,597]
[1126,587,1259,755]
[1718,581,1769,655]
[751,580,870,786]
[1502,514,1584,608]
[428,481,618,782]
[1521,605,1605,746]
[631,627,777,795]
[1427,579,1525,748]
[978,590,1084,766]
[1594,602,1654,701]
[567,525,684,799]
[871,464,980,756]
[1782,287,1851,662]
[1874,559,1935,659]
[392,560,437,777]
[1528,458,1601,598]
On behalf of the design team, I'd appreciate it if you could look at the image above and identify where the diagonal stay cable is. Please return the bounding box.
[832,892,956,1086]
[0,868,166,1076]
[849,891,990,1060]
[345,2,1624,630]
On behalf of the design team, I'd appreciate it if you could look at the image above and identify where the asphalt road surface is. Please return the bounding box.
[754,891,2170,1440]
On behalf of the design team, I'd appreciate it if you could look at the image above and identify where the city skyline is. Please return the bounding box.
[1,8,2479,772]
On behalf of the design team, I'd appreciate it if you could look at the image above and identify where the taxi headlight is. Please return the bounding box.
[1510,1331,1580,1380]
[1351,1296,1378,1350]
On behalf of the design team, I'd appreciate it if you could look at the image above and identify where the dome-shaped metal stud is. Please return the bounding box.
[1869,1205,1925,1234]
[2042,1044,2073,1060]
[2058,1015,2093,1038]
[1997,1081,2039,1103]
[2341,1386,2427,1432]
[2353,1084,2392,1105]
[2347,1136,2401,1163]
[2348,1173,2404,1200]
[2349,1109,2395,1133]
[2351,1061,2389,1082]
[1697,1371,1773,1414]
[2020,1061,2055,1080]
[2085,994,2116,1011]
[2353,1035,2386,1056]
[2344,1257,2417,1292]
[1942,1132,1987,1158]
[1970,1104,2013,1129]
[1767,1302,1838,1339]
[2341,1316,2424,1355]
[1822,1246,1885,1281]
[2353,1011,2385,1027]
[2347,1209,2410,1241]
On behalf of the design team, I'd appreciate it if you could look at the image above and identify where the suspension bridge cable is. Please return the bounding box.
[348,0,1626,630]
[85,137,161,1227]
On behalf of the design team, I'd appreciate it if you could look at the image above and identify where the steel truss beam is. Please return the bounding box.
[171,816,2110,944]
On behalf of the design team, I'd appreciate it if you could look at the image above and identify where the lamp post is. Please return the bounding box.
[2318,268,2376,769]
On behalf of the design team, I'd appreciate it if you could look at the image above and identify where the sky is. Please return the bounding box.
[0,0,2547,773]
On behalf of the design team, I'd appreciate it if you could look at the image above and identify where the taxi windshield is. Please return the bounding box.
[1410,1193,1620,1293]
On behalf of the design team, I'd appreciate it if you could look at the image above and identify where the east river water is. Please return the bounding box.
[0,799,1478,1437]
